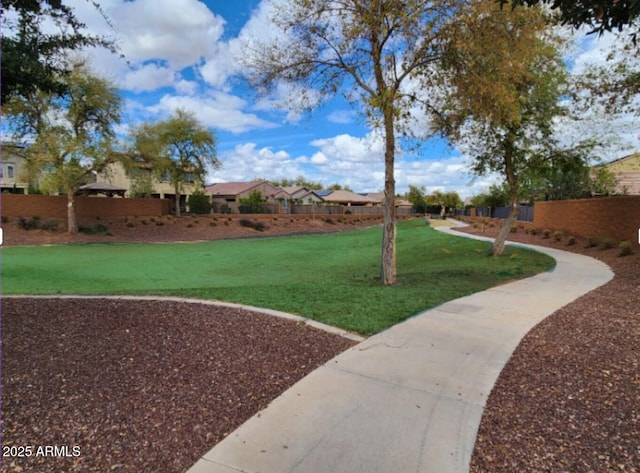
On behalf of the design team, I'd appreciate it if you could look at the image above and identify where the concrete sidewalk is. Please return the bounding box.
[187,222,613,473]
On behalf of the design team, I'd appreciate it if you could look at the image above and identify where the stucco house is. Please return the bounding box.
[281,186,324,204]
[322,190,381,206]
[205,180,283,213]
[595,152,640,195]
[1,143,30,194]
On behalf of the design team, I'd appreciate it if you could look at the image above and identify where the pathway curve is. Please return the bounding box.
[187,221,613,473]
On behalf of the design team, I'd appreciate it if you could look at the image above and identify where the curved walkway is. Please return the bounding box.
[188,221,613,473]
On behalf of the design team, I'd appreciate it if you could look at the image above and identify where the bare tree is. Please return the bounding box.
[242,0,464,285]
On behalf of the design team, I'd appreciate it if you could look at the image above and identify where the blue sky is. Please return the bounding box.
[62,0,638,198]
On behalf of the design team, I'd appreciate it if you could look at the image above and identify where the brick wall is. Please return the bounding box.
[533,196,640,243]
[1,194,171,222]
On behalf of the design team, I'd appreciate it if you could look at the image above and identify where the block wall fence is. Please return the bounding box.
[533,196,640,243]
[1,194,171,223]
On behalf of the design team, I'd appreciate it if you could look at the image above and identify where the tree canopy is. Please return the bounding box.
[1,0,117,104]
[4,63,122,233]
[501,0,640,38]
[131,109,220,217]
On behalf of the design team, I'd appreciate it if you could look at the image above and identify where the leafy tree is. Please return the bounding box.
[244,0,466,285]
[4,64,122,233]
[238,190,268,213]
[407,185,427,213]
[425,190,463,210]
[269,176,323,190]
[471,184,511,209]
[327,183,353,191]
[438,0,573,256]
[131,109,220,217]
[1,0,118,104]
[501,0,639,38]
[187,190,213,214]
[590,166,621,196]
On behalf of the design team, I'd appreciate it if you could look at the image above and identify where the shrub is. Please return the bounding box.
[141,220,148,225]
[325,218,335,225]
[529,228,538,236]
[187,190,212,214]
[542,229,551,239]
[18,216,41,230]
[598,237,615,250]
[2,216,9,223]
[553,231,563,242]
[585,236,599,248]
[619,241,633,256]
[187,223,193,228]
[209,221,217,227]
[510,225,518,233]
[566,236,576,246]
[126,222,135,228]
[156,221,165,226]
[345,209,352,215]
[239,218,266,231]
[78,223,109,235]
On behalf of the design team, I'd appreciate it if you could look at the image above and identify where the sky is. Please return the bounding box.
[45,1,640,198]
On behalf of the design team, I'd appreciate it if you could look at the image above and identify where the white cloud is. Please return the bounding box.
[149,92,277,133]
[327,110,356,124]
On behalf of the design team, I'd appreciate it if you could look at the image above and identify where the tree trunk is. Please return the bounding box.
[67,190,78,234]
[174,182,181,217]
[491,144,518,256]
[380,105,397,285]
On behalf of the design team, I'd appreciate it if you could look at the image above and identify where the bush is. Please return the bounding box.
[553,231,563,242]
[529,228,538,236]
[78,223,109,235]
[619,241,633,256]
[187,190,212,214]
[585,236,599,248]
[542,229,551,239]
[510,225,518,233]
[1,216,9,224]
[598,237,616,250]
[239,218,267,231]
[18,216,41,230]
[566,236,576,246]
[126,222,135,228]
[156,221,165,226]
[325,218,336,225]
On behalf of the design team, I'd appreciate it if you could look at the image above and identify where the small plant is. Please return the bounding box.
[619,240,633,256]
[598,237,615,250]
[585,236,599,248]
[510,225,518,233]
[126,222,135,228]
[566,236,576,246]
[141,220,148,225]
[325,218,335,225]
[239,218,267,231]
[18,216,41,230]
[224,220,229,226]
[488,221,495,228]
[150,217,156,223]
[1,215,9,224]
[529,228,538,236]
[78,223,109,235]
[542,229,551,239]
[187,223,193,228]
[156,221,165,226]
[553,231,563,242]
[209,221,217,227]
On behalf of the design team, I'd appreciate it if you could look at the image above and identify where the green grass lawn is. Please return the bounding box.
[3,219,554,335]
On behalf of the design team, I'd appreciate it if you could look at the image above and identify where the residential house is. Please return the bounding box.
[95,161,201,211]
[322,190,381,206]
[1,143,29,194]
[281,186,324,204]
[594,153,640,195]
[206,180,283,213]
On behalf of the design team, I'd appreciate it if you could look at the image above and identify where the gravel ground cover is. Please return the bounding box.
[1,298,356,473]
[456,224,640,473]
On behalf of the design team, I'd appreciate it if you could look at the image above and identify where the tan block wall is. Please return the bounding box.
[533,196,640,243]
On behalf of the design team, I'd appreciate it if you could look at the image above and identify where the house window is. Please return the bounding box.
[160,171,171,182]
[184,172,195,184]
[7,165,14,179]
